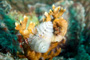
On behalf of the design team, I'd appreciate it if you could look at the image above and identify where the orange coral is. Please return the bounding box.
[16,5,68,60]
[53,18,68,36]
[43,5,68,42]
[41,39,65,60]
[49,5,68,36]
[15,16,35,38]
[18,39,66,60]
[43,5,66,22]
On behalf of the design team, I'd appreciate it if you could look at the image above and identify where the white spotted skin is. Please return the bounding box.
[28,21,53,53]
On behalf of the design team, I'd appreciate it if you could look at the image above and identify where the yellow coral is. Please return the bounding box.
[43,5,68,36]
[43,5,66,22]
[16,5,68,60]
[53,18,68,36]
[15,16,35,38]
[43,5,68,42]
[18,39,66,60]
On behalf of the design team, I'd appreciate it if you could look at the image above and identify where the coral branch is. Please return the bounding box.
[16,5,68,60]
[15,16,35,38]
[18,39,65,60]
[53,18,68,36]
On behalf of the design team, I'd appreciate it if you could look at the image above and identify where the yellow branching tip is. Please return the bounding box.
[44,12,48,16]
[20,20,22,23]
[52,4,55,10]
[49,9,52,12]
[24,15,27,19]
[15,22,19,26]
[15,15,35,38]
[43,18,45,22]
[58,6,60,9]
[54,6,60,12]
[43,5,66,22]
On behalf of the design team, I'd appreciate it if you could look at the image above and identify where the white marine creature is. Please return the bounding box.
[28,21,53,53]
[15,5,68,53]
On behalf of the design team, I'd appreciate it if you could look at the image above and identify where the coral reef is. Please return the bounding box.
[0,0,89,60]
[15,15,36,38]
[74,0,90,27]
[16,5,68,60]
[28,21,53,53]
[18,39,66,60]
[0,0,11,13]
[6,0,60,12]
[52,0,90,60]
[8,11,24,22]
[0,52,14,60]
[73,1,90,56]
[75,45,90,60]
[53,18,68,36]
[53,56,64,60]
[0,52,28,60]
[8,10,39,25]
[0,5,22,55]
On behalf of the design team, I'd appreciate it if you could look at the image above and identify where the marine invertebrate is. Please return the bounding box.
[0,10,22,54]
[52,18,68,42]
[44,5,68,42]
[15,15,36,38]
[7,0,60,12]
[18,39,66,60]
[16,5,68,60]
[53,18,68,36]
[0,0,11,13]
[0,52,14,60]
[53,1,87,59]
[74,0,90,29]
[28,21,53,53]
[8,11,23,22]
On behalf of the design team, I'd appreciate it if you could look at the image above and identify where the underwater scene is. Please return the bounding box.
[0,0,90,60]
